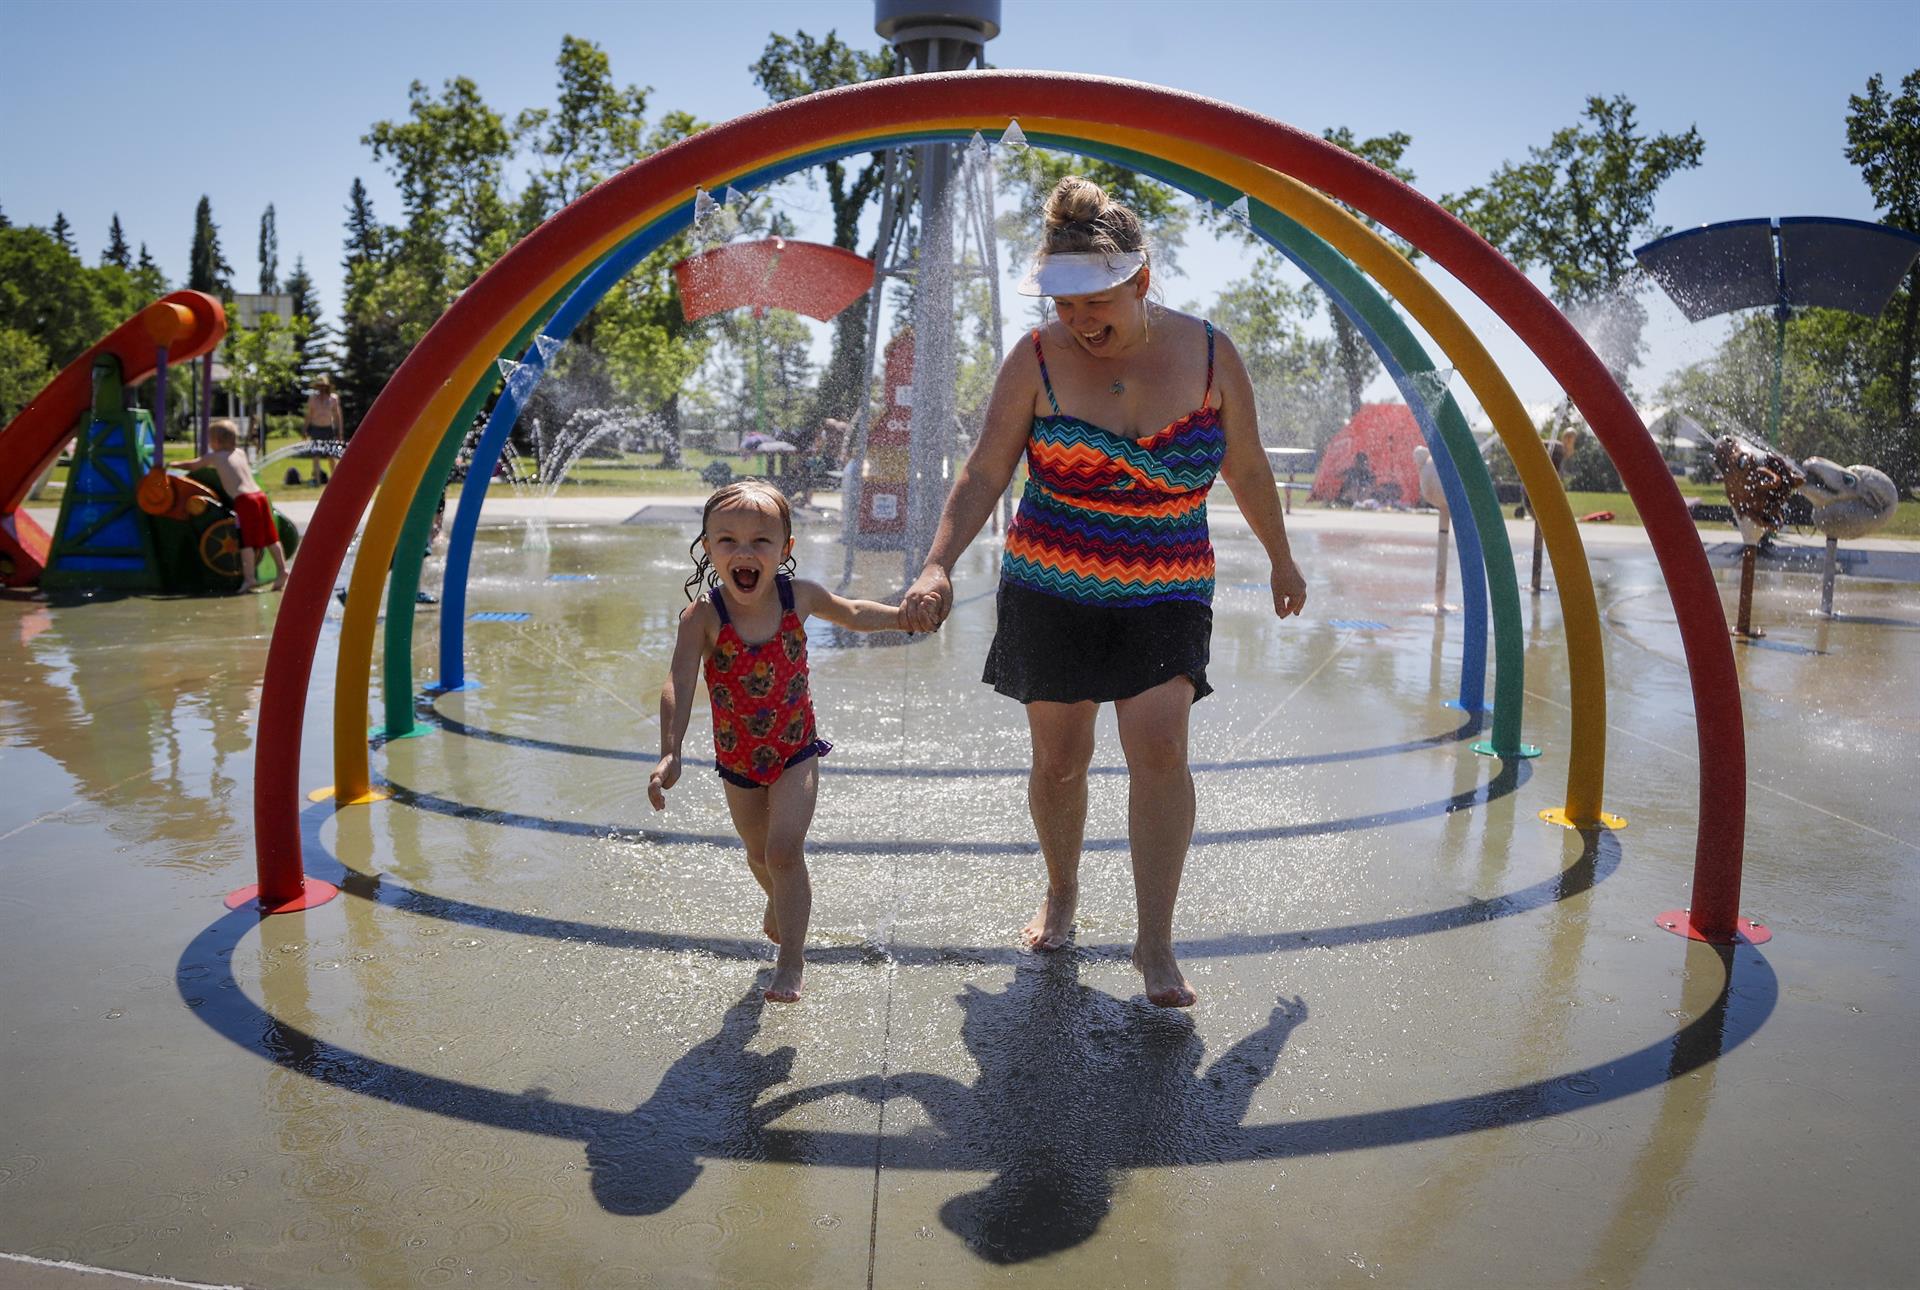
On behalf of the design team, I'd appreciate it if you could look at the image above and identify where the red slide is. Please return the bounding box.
[0,291,225,585]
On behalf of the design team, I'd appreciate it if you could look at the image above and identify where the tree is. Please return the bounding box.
[134,243,165,298]
[0,224,154,420]
[751,29,895,426]
[338,178,406,433]
[50,212,75,256]
[0,325,51,423]
[224,310,310,432]
[517,35,651,215]
[258,204,279,293]
[1445,94,1703,386]
[102,214,131,270]
[1207,257,1348,449]
[1845,68,1920,484]
[282,255,328,374]
[188,195,231,296]
[1319,127,1417,416]
[365,75,515,282]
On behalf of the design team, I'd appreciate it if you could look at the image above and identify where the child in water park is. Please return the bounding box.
[178,418,289,592]
[648,480,905,1002]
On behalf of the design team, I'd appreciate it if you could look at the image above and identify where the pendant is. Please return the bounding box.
[1110,379,1125,395]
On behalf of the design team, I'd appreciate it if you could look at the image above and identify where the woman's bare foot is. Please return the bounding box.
[1020,884,1078,951]
[1132,943,1196,1008]
[762,900,781,945]
[764,959,803,1004]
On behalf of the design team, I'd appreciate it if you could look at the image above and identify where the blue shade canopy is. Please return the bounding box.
[1636,217,1920,322]
[1778,217,1920,315]
[1635,219,1777,321]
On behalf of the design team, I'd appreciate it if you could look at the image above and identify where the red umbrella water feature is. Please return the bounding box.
[674,238,877,439]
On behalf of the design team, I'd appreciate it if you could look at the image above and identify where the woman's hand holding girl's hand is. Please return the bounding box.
[1271,556,1307,619]
[899,565,953,633]
[648,754,680,810]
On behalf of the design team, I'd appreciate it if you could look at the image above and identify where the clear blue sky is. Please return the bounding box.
[2,0,1912,411]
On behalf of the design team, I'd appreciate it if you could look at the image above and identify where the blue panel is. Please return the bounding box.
[1779,217,1920,316]
[469,611,532,623]
[1635,220,1777,321]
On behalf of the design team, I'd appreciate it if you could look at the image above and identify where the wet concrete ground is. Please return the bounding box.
[2,510,1916,1288]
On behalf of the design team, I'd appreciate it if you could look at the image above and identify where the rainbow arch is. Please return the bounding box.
[249,72,1751,941]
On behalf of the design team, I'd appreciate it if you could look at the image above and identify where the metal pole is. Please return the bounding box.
[1734,544,1762,638]
[1818,535,1838,617]
[1432,511,1450,611]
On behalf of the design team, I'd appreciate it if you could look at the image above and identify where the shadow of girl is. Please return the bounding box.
[585,977,803,1215]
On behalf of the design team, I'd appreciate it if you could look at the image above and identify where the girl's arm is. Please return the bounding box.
[1212,330,1307,619]
[792,579,902,633]
[649,601,715,809]
[899,343,1041,631]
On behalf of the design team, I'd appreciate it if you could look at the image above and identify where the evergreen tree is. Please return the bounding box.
[188,195,231,295]
[0,203,10,229]
[283,255,326,372]
[134,242,165,296]
[338,179,405,435]
[103,214,131,269]
[258,203,279,293]
[50,212,75,255]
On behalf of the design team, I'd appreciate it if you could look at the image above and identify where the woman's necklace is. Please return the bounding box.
[1110,378,1125,395]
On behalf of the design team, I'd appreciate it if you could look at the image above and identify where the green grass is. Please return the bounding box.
[155,430,758,503]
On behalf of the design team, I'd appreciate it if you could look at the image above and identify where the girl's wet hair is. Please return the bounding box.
[684,479,797,601]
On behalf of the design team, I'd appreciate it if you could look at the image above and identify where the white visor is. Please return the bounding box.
[1016,249,1148,297]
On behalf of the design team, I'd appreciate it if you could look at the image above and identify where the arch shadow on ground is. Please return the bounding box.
[178,809,1776,1263]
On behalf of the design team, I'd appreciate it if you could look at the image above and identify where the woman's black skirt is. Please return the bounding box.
[982,580,1213,705]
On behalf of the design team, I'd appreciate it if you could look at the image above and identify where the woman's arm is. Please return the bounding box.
[793,579,903,632]
[649,601,715,809]
[1212,330,1307,619]
[898,344,1041,631]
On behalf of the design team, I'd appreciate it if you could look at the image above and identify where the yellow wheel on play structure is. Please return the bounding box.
[197,516,243,581]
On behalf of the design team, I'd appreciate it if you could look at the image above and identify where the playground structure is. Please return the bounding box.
[233,71,1770,955]
[0,290,300,594]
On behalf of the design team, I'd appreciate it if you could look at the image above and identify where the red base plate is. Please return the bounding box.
[1655,908,1772,945]
[225,877,341,915]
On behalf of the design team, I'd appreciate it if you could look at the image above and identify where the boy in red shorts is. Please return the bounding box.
[178,419,289,592]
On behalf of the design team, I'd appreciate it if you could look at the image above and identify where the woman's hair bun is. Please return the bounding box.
[1043,176,1109,230]
[1040,176,1146,256]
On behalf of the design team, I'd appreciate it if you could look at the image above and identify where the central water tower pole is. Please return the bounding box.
[874,1,1000,576]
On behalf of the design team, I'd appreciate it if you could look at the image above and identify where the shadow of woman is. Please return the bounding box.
[785,954,1308,1263]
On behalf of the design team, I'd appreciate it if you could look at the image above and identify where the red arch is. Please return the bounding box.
[256,72,1745,934]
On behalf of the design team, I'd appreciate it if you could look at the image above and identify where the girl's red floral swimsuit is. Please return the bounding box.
[705,573,831,788]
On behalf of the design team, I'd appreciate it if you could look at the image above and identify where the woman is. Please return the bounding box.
[900,177,1307,1007]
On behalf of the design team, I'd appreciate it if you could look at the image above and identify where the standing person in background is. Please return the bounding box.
[304,374,344,443]
[899,176,1307,1008]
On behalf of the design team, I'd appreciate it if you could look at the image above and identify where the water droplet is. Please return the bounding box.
[692,188,716,231]
[496,358,521,380]
[723,186,746,208]
[1001,119,1027,150]
[967,131,989,163]
[532,334,562,363]
[1226,194,1251,227]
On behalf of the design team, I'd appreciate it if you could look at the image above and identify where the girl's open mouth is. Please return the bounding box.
[731,566,761,592]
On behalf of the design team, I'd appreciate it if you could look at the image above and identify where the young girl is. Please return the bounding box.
[648,481,905,1003]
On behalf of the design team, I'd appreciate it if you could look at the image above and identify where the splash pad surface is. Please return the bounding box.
[3,511,1915,1286]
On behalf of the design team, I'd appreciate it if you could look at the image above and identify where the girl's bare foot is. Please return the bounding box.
[1020,884,1078,951]
[1132,943,1196,1008]
[762,900,781,944]
[764,960,803,1004]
